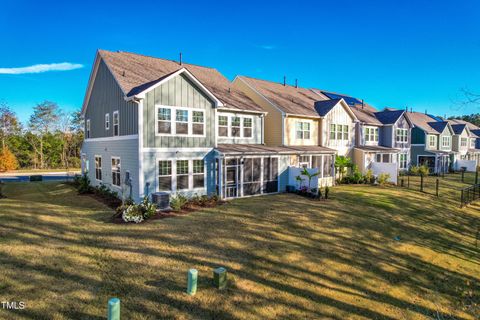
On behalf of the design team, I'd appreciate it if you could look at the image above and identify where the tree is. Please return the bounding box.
[300,167,320,191]
[0,102,21,150]
[0,147,18,171]
[28,101,60,169]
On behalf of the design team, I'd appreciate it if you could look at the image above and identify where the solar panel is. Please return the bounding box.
[321,91,362,106]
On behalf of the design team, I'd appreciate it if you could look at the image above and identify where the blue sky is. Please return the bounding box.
[1,0,479,123]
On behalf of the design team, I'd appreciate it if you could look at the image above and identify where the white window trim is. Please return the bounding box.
[105,113,110,130]
[398,153,408,169]
[428,135,437,148]
[296,121,311,140]
[442,136,451,148]
[155,105,206,137]
[113,110,119,137]
[460,137,468,147]
[86,119,91,139]
[330,123,349,141]
[365,126,379,143]
[158,160,173,192]
[217,113,254,139]
[94,155,102,182]
[470,138,476,148]
[111,156,121,188]
[156,158,207,193]
[396,128,408,143]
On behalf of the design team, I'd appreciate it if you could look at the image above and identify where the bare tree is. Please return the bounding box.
[0,102,21,150]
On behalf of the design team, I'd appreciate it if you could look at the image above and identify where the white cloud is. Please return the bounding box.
[260,45,276,50]
[0,62,83,74]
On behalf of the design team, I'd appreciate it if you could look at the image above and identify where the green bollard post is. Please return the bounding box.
[213,267,227,289]
[108,298,120,320]
[187,269,198,295]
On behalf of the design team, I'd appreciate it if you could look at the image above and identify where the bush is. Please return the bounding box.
[122,205,144,223]
[349,165,363,184]
[170,194,188,212]
[377,173,391,185]
[0,147,18,172]
[419,165,430,176]
[141,196,157,219]
[364,169,375,184]
[74,173,92,194]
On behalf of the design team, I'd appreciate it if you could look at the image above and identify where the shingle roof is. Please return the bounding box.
[350,106,382,125]
[97,50,264,112]
[428,121,449,133]
[471,129,480,138]
[449,119,480,133]
[450,123,467,135]
[355,146,399,153]
[405,112,440,134]
[237,76,325,117]
[216,144,336,155]
[318,90,378,112]
[313,99,342,116]
[374,109,405,125]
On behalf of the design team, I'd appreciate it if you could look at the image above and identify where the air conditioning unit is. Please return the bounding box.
[151,192,170,210]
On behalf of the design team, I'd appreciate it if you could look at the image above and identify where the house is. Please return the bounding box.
[374,108,413,172]
[405,112,454,173]
[81,50,335,202]
[448,119,480,166]
[232,76,357,186]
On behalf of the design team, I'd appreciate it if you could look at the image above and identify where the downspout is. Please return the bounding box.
[282,113,286,146]
[261,114,265,145]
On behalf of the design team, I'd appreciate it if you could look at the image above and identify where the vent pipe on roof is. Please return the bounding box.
[122,70,125,77]
[410,107,413,113]
[361,99,364,110]
[283,76,286,86]
[179,52,182,65]
[425,109,427,115]
[295,79,298,88]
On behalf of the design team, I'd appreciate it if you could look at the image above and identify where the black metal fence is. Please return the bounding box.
[460,184,480,208]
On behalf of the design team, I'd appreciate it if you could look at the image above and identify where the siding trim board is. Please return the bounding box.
[84,134,138,142]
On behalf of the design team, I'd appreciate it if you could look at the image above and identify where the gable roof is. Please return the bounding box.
[449,119,480,135]
[82,50,266,114]
[313,99,342,116]
[405,112,440,134]
[449,123,468,135]
[318,90,378,112]
[374,109,406,125]
[427,121,449,134]
[236,76,325,117]
[350,106,382,125]
[471,129,480,138]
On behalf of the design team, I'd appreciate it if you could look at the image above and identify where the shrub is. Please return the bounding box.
[349,165,363,184]
[170,194,188,212]
[419,165,430,176]
[141,196,157,219]
[75,173,92,194]
[377,173,391,185]
[122,205,144,223]
[364,169,375,184]
[0,147,18,172]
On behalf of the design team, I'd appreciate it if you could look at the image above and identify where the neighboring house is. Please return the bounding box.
[374,108,413,171]
[405,112,454,173]
[81,50,335,202]
[232,76,356,186]
[449,119,480,165]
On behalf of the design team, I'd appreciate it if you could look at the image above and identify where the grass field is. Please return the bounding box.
[0,177,479,319]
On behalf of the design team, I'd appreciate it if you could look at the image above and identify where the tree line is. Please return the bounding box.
[0,101,83,171]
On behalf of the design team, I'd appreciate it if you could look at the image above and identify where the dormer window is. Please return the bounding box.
[428,135,437,148]
[396,129,408,143]
[471,138,476,149]
[442,136,451,148]
[461,137,468,147]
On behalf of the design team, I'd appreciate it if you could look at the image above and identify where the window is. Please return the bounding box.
[193,160,205,188]
[95,156,102,181]
[231,117,241,137]
[428,135,437,148]
[330,124,349,141]
[471,138,476,148]
[158,108,171,134]
[243,118,252,138]
[342,125,349,140]
[105,113,110,130]
[375,153,391,163]
[158,160,172,191]
[461,137,468,147]
[323,155,333,177]
[111,157,121,187]
[442,136,451,148]
[299,155,310,168]
[192,111,204,135]
[176,110,189,135]
[329,124,336,140]
[399,153,407,169]
[218,116,228,137]
[86,119,91,139]
[113,111,119,136]
[176,160,189,190]
[396,128,408,143]
[296,122,311,139]
[365,127,379,142]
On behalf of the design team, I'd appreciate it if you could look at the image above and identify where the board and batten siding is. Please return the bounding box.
[392,116,411,149]
[233,78,283,146]
[320,103,355,156]
[439,127,453,152]
[84,60,138,138]
[143,73,215,148]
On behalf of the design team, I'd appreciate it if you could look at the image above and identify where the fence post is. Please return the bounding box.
[420,174,424,192]
[436,178,439,197]
[401,178,404,187]
[461,189,464,208]
[475,170,478,185]
[461,170,465,183]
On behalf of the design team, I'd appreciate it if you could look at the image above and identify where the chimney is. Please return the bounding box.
[179,52,182,65]
[295,79,298,88]
[283,75,286,86]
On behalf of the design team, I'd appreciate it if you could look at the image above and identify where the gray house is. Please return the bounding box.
[81,50,334,202]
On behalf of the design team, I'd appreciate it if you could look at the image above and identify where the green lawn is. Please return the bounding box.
[0,179,478,319]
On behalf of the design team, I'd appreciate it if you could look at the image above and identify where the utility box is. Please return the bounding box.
[213,267,227,289]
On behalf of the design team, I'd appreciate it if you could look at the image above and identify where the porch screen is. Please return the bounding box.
[243,158,262,196]
[262,157,278,193]
[323,155,333,177]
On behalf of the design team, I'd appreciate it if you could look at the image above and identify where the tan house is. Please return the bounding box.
[233,76,357,186]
